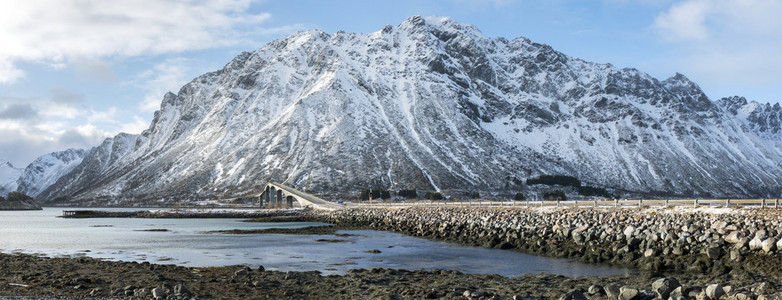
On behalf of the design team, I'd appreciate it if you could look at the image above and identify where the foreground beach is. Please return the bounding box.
[1,205,780,299]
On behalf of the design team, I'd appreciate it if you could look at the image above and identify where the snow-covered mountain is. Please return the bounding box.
[37,16,782,205]
[0,149,88,198]
[0,160,22,196]
[14,148,88,198]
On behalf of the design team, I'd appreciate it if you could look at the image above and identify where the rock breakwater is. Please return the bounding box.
[303,206,782,298]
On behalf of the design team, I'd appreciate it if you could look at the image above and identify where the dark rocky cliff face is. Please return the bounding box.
[0,192,42,210]
[36,16,782,205]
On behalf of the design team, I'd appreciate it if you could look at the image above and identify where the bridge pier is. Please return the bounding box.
[287,195,294,208]
[264,186,271,208]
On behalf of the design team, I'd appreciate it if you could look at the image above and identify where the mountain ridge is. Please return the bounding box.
[33,16,782,205]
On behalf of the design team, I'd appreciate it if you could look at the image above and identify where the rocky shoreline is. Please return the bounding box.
[296,206,782,299]
[2,206,781,299]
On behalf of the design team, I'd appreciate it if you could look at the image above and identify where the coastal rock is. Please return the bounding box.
[761,238,776,253]
[725,231,743,243]
[559,289,587,300]
[670,286,684,299]
[652,277,681,299]
[134,288,150,298]
[706,245,723,259]
[174,284,190,295]
[706,284,725,300]
[151,287,167,298]
[643,248,656,258]
[588,285,604,295]
[619,285,639,300]
[624,226,637,237]
[730,249,743,262]
[605,283,622,298]
[749,236,764,251]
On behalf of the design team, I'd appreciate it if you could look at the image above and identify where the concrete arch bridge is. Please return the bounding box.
[257,183,341,210]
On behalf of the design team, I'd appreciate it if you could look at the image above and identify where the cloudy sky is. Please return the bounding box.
[0,0,780,167]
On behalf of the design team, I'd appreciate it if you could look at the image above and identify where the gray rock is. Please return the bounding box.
[588,285,604,295]
[151,287,167,299]
[174,284,190,295]
[761,238,776,253]
[730,249,743,261]
[686,287,703,298]
[669,286,684,299]
[605,283,622,299]
[672,246,685,255]
[754,282,775,294]
[651,277,681,299]
[134,288,150,298]
[644,248,656,257]
[734,292,752,300]
[559,289,587,300]
[234,267,249,276]
[724,231,745,244]
[624,226,637,237]
[619,285,639,300]
[706,284,725,299]
[706,245,723,259]
[749,236,764,250]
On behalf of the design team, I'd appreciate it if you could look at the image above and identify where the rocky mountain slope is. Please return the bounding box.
[36,16,782,205]
[0,160,22,196]
[14,149,88,198]
[0,192,42,210]
[1,149,88,198]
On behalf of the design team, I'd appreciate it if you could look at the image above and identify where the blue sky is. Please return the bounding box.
[1,0,780,167]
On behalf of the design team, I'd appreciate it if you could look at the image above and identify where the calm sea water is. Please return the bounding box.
[0,208,631,277]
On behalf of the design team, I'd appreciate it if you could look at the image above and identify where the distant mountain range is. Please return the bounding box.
[4,16,780,205]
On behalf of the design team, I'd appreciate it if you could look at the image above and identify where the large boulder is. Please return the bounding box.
[761,238,777,253]
[619,286,639,300]
[705,284,725,299]
[652,277,681,299]
[724,231,745,244]
[749,236,764,251]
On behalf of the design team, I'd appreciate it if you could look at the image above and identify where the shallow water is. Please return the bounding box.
[0,208,632,277]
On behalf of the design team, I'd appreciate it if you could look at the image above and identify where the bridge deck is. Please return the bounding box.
[260,183,342,210]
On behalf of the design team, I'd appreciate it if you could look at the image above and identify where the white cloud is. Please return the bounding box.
[135,57,192,113]
[87,107,118,124]
[653,0,711,41]
[72,57,117,83]
[119,115,151,134]
[0,58,25,84]
[652,0,782,101]
[449,0,519,10]
[0,0,273,84]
